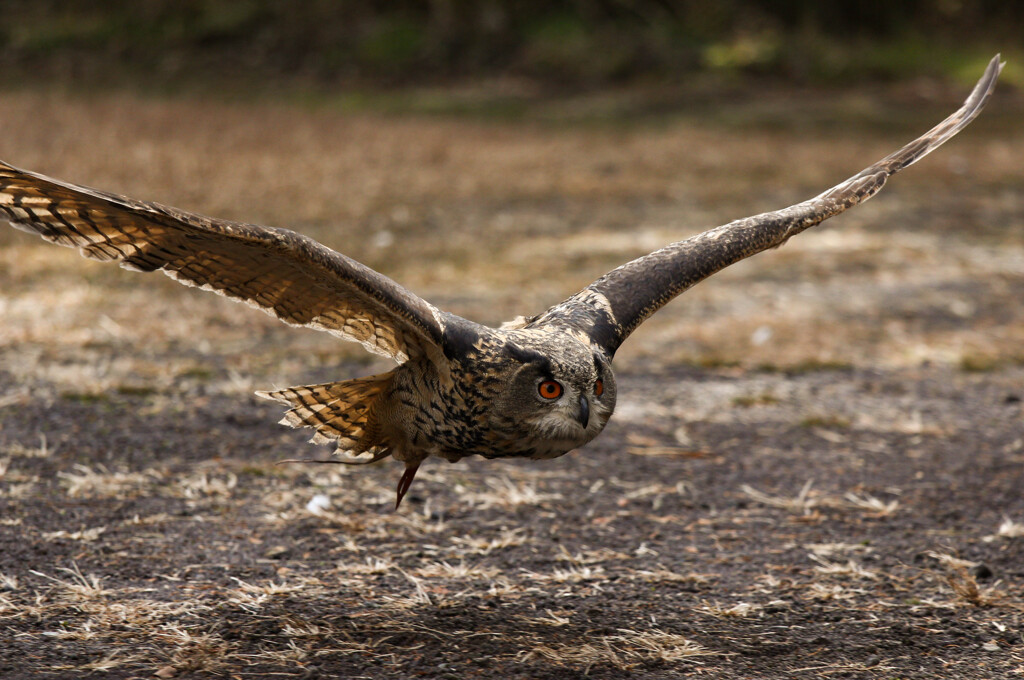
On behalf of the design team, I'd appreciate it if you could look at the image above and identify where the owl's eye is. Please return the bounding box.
[538,380,563,399]
[594,379,604,397]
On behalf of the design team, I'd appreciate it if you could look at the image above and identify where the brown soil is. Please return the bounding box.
[0,84,1022,678]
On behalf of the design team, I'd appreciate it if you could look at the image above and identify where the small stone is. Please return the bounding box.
[306,493,331,514]
[982,641,1000,652]
[154,666,177,678]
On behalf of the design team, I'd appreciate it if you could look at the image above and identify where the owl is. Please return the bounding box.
[0,57,1002,508]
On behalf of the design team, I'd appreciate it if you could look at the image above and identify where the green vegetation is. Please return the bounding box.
[176,366,215,381]
[756,360,854,375]
[799,414,852,429]
[732,393,781,408]
[59,391,110,404]
[959,353,1024,373]
[115,385,159,397]
[0,1,1016,92]
[959,353,1002,372]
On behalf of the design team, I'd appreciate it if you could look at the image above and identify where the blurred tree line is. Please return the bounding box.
[0,0,1016,87]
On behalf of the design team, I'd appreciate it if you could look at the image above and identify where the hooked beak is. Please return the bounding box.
[577,394,590,429]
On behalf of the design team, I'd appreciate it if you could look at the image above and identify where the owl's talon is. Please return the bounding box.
[395,462,421,510]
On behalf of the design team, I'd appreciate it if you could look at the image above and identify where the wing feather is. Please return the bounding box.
[543,54,1003,356]
[0,162,445,362]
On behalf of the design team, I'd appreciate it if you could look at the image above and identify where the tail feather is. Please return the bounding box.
[256,371,394,455]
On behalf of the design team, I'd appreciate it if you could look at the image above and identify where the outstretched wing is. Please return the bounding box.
[0,162,446,363]
[543,54,1002,357]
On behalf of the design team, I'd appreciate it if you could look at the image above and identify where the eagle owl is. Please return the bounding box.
[0,57,1002,508]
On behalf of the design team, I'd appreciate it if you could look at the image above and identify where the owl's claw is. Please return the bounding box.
[395,462,421,510]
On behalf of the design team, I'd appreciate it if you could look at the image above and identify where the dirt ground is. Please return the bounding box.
[0,80,1022,678]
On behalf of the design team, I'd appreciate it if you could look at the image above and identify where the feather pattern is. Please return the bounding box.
[0,162,446,363]
[544,54,1004,356]
[256,372,395,455]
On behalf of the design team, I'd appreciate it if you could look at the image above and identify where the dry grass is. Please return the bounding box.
[742,481,901,518]
[741,480,817,514]
[809,555,880,580]
[520,628,715,670]
[943,565,999,607]
[996,516,1024,538]
[2,446,1023,676]
[460,475,564,509]
[698,601,763,618]
[57,464,157,499]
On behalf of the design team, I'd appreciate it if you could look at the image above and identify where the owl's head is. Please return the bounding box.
[491,333,617,459]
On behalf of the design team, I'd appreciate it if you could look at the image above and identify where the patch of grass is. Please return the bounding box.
[929,556,1004,608]
[177,366,215,380]
[799,414,851,429]
[959,354,1001,373]
[520,627,714,668]
[702,31,780,73]
[731,393,780,407]
[58,465,154,499]
[741,480,816,515]
[757,360,854,375]
[684,355,742,370]
[115,384,158,397]
[59,391,110,404]
[461,476,563,510]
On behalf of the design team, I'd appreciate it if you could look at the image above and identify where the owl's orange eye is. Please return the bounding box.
[594,379,604,397]
[538,380,563,399]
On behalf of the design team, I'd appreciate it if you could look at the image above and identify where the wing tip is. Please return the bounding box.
[961,54,1003,118]
[879,53,1002,175]
[976,53,1003,102]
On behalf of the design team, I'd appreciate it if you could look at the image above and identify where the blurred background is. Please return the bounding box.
[0,0,1020,92]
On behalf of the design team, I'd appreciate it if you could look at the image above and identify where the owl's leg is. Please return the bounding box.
[395,462,421,510]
